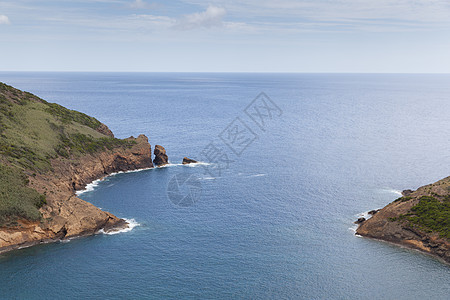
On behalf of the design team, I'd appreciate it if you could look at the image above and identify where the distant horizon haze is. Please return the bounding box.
[1,0,450,73]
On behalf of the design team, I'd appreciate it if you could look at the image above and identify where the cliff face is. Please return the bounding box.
[0,82,156,254]
[0,134,153,253]
[153,144,169,166]
[357,177,450,264]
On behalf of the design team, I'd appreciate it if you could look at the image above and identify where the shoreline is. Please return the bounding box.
[1,161,208,254]
[353,210,450,265]
[0,134,154,254]
[75,161,208,196]
[75,166,155,196]
[355,177,450,265]
[355,226,450,266]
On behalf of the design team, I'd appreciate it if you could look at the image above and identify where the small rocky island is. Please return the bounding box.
[0,83,169,253]
[356,176,450,264]
[182,157,197,164]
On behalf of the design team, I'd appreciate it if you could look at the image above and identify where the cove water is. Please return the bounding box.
[0,73,449,299]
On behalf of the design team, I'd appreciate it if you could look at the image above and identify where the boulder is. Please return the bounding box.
[402,189,413,196]
[354,217,366,224]
[182,157,198,165]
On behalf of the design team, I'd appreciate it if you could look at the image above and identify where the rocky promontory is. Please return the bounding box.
[356,176,450,264]
[0,83,155,254]
[0,135,154,254]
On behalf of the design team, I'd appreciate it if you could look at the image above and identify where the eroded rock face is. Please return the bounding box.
[153,145,169,166]
[96,123,115,137]
[182,157,198,165]
[0,134,153,254]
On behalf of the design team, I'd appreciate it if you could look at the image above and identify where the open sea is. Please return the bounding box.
[0,72,449,299]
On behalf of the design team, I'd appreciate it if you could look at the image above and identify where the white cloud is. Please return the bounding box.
[0,15,10,25]
[181,0,450,31]
[129,0,158,10]
[173,5,226,30]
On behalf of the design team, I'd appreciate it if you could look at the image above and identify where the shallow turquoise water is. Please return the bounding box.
[0,73,449,299]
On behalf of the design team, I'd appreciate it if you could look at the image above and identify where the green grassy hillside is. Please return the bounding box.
[0,82,134,226]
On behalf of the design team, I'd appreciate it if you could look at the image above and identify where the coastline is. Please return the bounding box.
[75,161,209,196]
[0,156,208,254]
[355,228,450,265]
[355,177,450,264]
[75,166,155,196]
[354,211,450,265]
[0,134,154,254]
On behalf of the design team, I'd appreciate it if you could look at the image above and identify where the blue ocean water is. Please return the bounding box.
[0,72,449,299]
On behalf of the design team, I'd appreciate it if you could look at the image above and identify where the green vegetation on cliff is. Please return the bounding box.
[0,82,134,226]
[0,82,135,172]
[0,164,46,226]
[392,196,450,240]
[55,133,133,158]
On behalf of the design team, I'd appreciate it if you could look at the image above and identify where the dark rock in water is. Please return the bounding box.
[402,189,413,196]
[153,145,169,166]
[182,157,198,165]
[354,217,366,224]
[368,209,380,215]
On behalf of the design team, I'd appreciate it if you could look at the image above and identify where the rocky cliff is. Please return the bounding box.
[0,82,155,254]
[356,176,450,264]
[153,145,169,166]
[0,134,153,253]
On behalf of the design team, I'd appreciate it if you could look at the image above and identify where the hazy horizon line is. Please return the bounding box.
[1,71,450,75]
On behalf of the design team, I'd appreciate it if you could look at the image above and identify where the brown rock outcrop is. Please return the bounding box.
[182,157,198,165]
[153,145,168,166]
[96,123,115,137]
[0,134,153,254]
[354,217,366,224]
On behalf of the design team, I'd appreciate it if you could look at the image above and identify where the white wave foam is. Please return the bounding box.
[98,218,140,235]
[75,162,211,195]
[378,188,402,196]
[248,174,266,178]
[75,167,153,195]
[76,178,103,196]
[155,161,212,168]
[157,163,183,168]
[108,167,153,176]
[356,211,371,220]
[349,225,358,234]
[350,210,374,236]
[184,161,212,167]
[390,189,403,196]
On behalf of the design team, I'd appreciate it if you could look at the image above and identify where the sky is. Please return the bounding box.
[1,0,450,72]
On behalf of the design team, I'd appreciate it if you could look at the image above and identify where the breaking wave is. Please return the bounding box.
[97,218,140,235]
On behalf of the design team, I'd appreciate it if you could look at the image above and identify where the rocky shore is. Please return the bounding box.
[0,134,154,254]
[0,82,204,255]
[356,177,450,264]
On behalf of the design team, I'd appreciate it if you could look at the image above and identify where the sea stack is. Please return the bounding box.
[182,157,198,165]
[153,145,169,166]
